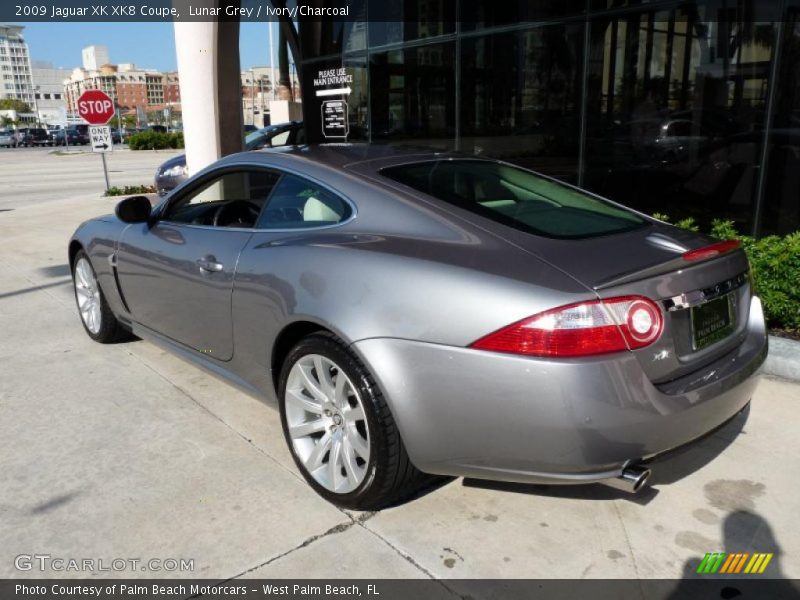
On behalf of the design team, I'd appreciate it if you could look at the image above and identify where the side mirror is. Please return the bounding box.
[115,195,152,224]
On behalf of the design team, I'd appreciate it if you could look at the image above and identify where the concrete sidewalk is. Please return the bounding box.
[1,191,798,583]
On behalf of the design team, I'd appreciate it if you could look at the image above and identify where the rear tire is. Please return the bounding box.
[72,250,129,343]
[278,332,432,510]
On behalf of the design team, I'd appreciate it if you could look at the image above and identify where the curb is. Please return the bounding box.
[763,336,800,383]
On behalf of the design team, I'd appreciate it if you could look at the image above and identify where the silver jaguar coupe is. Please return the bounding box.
[69,145,766,509]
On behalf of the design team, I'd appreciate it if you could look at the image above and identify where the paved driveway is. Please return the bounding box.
[1,153,798,583]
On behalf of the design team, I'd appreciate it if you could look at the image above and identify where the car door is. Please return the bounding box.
[115,168,279,360]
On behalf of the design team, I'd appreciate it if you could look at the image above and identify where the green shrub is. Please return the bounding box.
[652,213,700,232]
[128,131,184,150]
[104,184,157,197]
[657,214,800,332]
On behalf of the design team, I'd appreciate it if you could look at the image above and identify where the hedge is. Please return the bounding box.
[127,131,184,150]
[104,185,156,197]
[655,215,800,333]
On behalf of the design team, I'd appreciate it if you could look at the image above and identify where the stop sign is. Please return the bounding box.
[77,89,115,125]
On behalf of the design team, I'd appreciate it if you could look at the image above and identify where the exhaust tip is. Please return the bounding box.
[601,465,652,494]
[630,468,651,492]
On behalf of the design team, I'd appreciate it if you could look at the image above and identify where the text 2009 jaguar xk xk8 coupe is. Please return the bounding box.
[69,145,766,509]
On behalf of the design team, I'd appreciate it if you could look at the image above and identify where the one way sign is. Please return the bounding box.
[89,125,113,153]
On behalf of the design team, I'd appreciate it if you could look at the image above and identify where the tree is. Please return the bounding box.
[0,98,31,113]
[1,115,14,128]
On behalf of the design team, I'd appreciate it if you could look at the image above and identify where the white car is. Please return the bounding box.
[0,130,14,148]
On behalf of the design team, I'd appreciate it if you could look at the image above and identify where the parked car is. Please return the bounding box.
[0,129,14,148]
[47,128,62,145]
[69,145,766,509]
[11,128,29,147]
[25,127,51,147]
[13,127,50,146]
[110,128,122,144]
[53,128,89,146]
[154,121,304,194]
[650,118,713,161]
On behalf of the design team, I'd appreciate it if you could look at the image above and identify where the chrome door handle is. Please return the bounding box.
[196,257,223,273]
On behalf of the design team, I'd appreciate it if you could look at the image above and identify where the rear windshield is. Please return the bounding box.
[381,160,646,239]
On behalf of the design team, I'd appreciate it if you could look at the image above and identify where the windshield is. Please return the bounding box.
[245,130,268,149]
[381,160,646,239]
[245,126,288,150]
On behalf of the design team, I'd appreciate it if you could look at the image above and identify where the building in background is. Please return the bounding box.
[0,24,35,107]
[81,45,109,71]
[65,47,181,126]
[30,60,69,125]
[241,66,301,127]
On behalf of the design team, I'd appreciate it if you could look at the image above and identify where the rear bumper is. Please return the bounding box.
[352,297,767,485]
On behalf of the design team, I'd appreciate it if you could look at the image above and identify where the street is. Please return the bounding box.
[0,147,180,210]
[1,150,799,584]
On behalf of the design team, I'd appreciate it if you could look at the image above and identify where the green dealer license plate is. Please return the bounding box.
[691,294,734,350]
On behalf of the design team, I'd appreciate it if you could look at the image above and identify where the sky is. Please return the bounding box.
[20,22,280,72]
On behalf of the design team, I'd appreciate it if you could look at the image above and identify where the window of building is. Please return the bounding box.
[369,42,456,147]
[368,0,455,47]
[460,24,584,181]
[460,0,586,31]
[582,2,780,235]
[758,0,800,235]
[294,0,796,238]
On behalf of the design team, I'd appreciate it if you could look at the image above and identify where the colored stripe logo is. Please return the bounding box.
[697,552,773,574]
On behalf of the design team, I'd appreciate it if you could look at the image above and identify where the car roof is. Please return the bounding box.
[246,143,466,174]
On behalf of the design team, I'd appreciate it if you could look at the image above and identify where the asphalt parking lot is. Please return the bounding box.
[1,150,799,585]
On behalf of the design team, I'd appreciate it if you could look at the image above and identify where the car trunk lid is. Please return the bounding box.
[499,222,752,383]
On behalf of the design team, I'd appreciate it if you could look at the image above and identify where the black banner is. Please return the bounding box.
[2,579,800,600]
[3,1,361,23]
[3,0,790,23]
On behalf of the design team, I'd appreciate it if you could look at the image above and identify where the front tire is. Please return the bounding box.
[72,250,128,343]
[278,333,430,510]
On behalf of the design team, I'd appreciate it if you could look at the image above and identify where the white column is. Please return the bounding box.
[174,19,243,176]
[174,21,219,175]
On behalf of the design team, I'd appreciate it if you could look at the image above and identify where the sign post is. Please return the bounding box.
[77,89,116,191]
[89,125,113,188]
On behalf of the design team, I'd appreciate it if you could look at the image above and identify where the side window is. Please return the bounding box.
[256,174,352,229]
[163,169,279,227]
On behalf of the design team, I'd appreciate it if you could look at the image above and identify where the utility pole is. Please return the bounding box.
[269,21,276,100]
[113,87,122,143]
[32,85,41,126]
[258,77,263,126]
[250,69,255,126]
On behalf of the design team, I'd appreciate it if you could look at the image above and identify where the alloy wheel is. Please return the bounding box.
[284,354,371,494]
[74,257,102,334]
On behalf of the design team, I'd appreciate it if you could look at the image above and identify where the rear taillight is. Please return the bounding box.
[470,296,663,358]
[682,240,740,262]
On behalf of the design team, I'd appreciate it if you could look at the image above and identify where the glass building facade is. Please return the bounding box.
[298,0,800,236]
